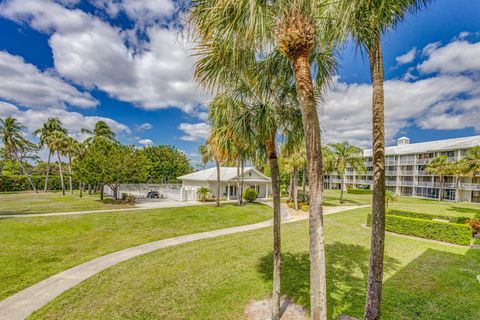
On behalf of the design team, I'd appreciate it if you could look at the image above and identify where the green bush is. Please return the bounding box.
[300,203,309,212]
[0,175,72,192]
[347,188,373,195]
[243,188,258,203]
[367,213,473,246]
[387,209,470,224]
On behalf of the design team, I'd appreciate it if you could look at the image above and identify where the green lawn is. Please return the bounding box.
[0,203,272,300]
[0,191,134,215]
[30,206,480,320]
[390,196,480,219]
[324,189,372,206]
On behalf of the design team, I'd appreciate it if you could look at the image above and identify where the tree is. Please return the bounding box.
[339,2,429,317]
[33,118,66,192]
[188,2,339,316]
[141,146,193,183]
[0,117,37,192]
[49,130,68,196]
[72,140,88,198]
[329,142,366,204]
[448,160,468,203]
[197,187,211,202]
[464,146,480,176]
[426,156,450,201]
[385,190,397,208]
[282,139,306,211]
[81,121,116,143]
[198,143,222,207]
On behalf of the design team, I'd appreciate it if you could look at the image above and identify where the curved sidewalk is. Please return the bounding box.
[0,205,367,320]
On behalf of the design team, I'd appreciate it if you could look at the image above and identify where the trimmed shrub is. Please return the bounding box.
[0,175,72,192]
[367,213,473,246]
[387,209,470,224]
[243,188,258,203]
[347,188,373,195]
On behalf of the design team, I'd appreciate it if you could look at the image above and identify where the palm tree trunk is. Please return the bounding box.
[44,150,51,192]
[241,159,245,205]
[301,166,306,202]
[292,53,327,320]
[68,153,73,195]
[288,174,294,201]
[14,151,37,193]
[439,176,445,201]
[79,181,83,198]
[265,134,281,320]
[100,182,104,200]
[364,38,386,320]
[237,159,241,206]
[340,174,345,204]
[455,176,460,202]
[293,166,299,211]
[88,184,92,195]
[215,160,220,207]
[57,150,65,196]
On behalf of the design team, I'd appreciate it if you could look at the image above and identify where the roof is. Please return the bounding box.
[363,135,480,157]
[178,167,271,182]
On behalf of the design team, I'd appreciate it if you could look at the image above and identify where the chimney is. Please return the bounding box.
[397,136,410,146]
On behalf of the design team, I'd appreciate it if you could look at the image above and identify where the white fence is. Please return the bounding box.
[104,184,198,201]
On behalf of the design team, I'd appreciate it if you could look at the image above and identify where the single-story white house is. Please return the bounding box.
[178,167,272,200]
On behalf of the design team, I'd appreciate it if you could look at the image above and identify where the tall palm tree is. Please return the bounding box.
[63,136,78,195]
[329,142,366,203]
[81,121,116,143]
[33,118,66,192]
[426,155,450,201]
[282,138,306,211]
[0,117,37,192]
[198,143,223,207]
[339,2,430,317]
[50,130,68,196]
[188,2,339,317]
[464,146,480,176]
[72,140,88,198]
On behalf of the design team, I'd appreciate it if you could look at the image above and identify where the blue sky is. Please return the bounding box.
[0,0,479,166]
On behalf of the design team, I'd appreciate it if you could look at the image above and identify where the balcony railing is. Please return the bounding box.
[400,181,414,186]
[386,171,397,176]
[417,171,431,176]
[399,159,415,165]
[328,178,342,183]
[385,181,397,186]
[386,159,397,165]
[460,183,480,190]
[399,170,414,176]
[448,157,457,162]
[356,180,373,185]
[417,158,432,164]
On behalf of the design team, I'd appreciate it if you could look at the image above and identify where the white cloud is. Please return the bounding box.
[136,123,153,131]
[138,138,154,146]
[421,41,441,56]
[0,0,209,114]
[395,47,417,65]
[0,51,97,109]
[0,102,130,138]
[418,40,480,74]
[178,123,210,142]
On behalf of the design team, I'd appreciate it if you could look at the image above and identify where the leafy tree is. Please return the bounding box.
[447,159,468,203]
[198,143,222,207]
[81,121,116,143]
[49,130,69,196]
[464,146,480,176]
[141,145,193,183]
[0,117,37,192]
[385,190,397,208]
[33,118,66,192]
[281,140,306,210]
[329,142,366,204]
[197,187,211,202]
[426,156,450,201]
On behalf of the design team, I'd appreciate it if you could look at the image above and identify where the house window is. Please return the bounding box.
[472,191,480,203]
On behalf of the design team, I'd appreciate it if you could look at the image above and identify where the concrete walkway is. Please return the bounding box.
[0,205,368,320]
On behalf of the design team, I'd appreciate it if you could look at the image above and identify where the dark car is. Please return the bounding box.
[147,191,160,199]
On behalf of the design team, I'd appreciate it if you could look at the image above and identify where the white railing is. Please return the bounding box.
[400,181,414,186]
[460,183,480,190]
[328,178,342,183]
[417,158,432,164]
[399,160,415,165]
[399,171,414,176]
[385,181,397,186]
[105,183,188,201]
[386,171,397,176]
[417,181,436,187]
[447,157,457,162]
[417,171,430,176]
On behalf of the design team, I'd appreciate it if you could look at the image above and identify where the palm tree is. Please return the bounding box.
[426,156,450,201]
[33,118,66,192]
[339,2,430,317]
[198,143,222,207]
[322,146,336,190]
[464,146,480,176]
[188,2,340,317]
[329,142,366,204]
[282,139,307,211]
[50,130,68,196]
[63,136,78,195]
[0,117,37,192]
[81,121,116,143]
[72,140,88,198]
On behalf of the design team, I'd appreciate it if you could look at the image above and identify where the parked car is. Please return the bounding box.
[147,191,160,199]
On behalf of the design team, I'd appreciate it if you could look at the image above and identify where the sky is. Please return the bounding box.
[0,0,479,166]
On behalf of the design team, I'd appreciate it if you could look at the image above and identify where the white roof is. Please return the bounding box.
[363,135,480,157]
[178,167,271,182]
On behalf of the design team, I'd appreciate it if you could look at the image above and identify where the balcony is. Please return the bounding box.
[386,171,397,176]
[399,159,415,165]
[417,171,431,176]
[447,157,457,162]
[459,183,480,190]
[400,181,414,186]
[328,178,342,183]
[417,158,432,165]
[385,181,397,186]
[417,181,436,187]
[399,170,414,176]
[356,179,373,185]
[386,159,397,166]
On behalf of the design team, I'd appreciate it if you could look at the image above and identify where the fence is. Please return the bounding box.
[104,183,197,201]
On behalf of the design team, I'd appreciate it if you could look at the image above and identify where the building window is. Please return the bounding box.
[472,191,480,203]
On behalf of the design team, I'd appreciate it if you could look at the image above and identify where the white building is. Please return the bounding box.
[178,167,272,200]
[326,135,480,203]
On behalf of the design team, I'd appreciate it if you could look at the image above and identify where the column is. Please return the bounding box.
[227,183,230,201]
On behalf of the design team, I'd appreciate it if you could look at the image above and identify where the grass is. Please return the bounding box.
[389,196,480,219]
[0,191,133,215]
[0,203,272,300]
[472,237,480,245]
[30,206,480,320]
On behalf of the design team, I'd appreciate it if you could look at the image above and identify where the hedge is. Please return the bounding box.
[347,188,373,194]
[387,209,470,224]
[0,175,74,192]
[367,213,473,246]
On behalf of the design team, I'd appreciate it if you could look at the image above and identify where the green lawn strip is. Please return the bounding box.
[472,237,480,245]
[390,196,480,219]
[0,203,272,300]
[0,191,133,215]
[31,208,480,320]
[323,189,372,206]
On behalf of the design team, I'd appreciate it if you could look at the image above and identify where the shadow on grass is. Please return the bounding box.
[447,206,480,218]
[257,242,400,318]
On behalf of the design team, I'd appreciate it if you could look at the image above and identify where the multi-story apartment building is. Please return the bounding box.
[325,135,480,203]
